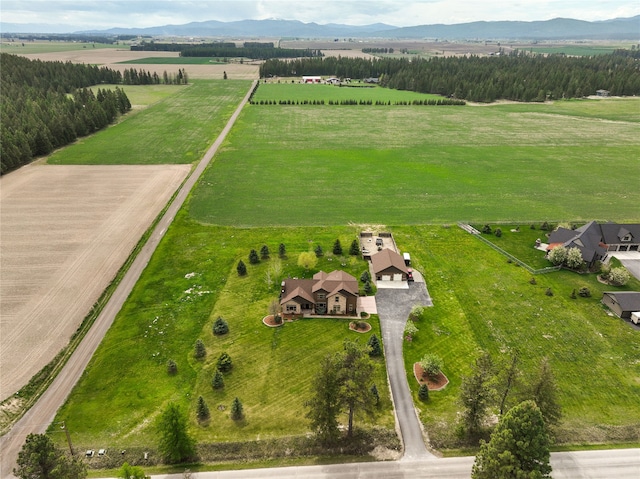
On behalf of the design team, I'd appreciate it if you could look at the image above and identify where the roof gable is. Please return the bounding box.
[371,248,408,274]
[603,292,640,312]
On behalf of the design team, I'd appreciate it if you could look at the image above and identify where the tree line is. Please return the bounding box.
[131,41,323,59]
[260,49,640,102]
[1,53,180,174]
[362,47,394,54]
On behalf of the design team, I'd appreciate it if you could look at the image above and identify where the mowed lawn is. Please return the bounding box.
[189,96,640,226]
[54,221,393,448]
[48,80,251,165]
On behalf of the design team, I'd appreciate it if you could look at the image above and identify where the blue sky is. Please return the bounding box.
[2,0,639,30]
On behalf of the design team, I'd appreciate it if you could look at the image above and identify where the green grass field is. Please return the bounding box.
[49,83,640,459]
[189,97,640,226]
[525,45,626,56]
[252,82,445,103]
[0,41,122,54]
[54,222,393,448]
[117,57,227,65]
[48,80,250,165]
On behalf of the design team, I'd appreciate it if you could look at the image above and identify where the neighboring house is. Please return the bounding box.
[602,291,640,320]
[547,221,640,266]
[371,248,408,281]
[302,76,322,83]
[596,89,610,97]
[280,270,358,316]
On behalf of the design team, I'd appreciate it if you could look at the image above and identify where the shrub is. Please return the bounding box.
[418,384,430,401]
[213,316,229,335]
[370,384,380,405]
[260,244,270,259]
[409,305,424,321]
[541,221,550,231]
[249,249,260,264]
[217,352,233,372]
[360,270,371,283]
[212,370,224,389]
[482,224,492,234]
[404,321,418,341]
[231,397,243,420]
[194,339,206,359]
[566,247,584,269]
[609,267,630,286]
[364,280,373,295]
[419,353,444,381]
[600,263,611,280]
[167,359,177,375]
[579,287,591,297]
[529,277,537,285]
[570,289,577,299]
[237,260,247,276]
[314,244,323,257]
[367,334,383,357]
[530,224,536,230]
[278,243,286,258]
[545,288,553,296]
[547,245,568,266]
[494,228,502,238]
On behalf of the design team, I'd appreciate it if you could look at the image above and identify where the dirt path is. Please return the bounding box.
[0,82,257,478]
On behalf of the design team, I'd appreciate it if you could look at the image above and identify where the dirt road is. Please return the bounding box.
[0,81,257,478]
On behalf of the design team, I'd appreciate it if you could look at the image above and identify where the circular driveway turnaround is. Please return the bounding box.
[375,280,434,460]
[0,81,257,479]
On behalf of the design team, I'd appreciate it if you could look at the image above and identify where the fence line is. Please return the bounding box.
[457,223,561,275]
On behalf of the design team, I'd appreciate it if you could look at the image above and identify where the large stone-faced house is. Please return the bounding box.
[547,221,640,266]
[602,291,640,320]
[371,248,408,281]
[280,270,358,316]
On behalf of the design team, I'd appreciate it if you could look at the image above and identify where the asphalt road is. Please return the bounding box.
[0,81,258,479]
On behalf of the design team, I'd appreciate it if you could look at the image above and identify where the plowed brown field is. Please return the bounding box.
[0,164,190,400]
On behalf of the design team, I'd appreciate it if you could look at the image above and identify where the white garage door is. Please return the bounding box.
[382,275,391,281]
[393,274,403,281]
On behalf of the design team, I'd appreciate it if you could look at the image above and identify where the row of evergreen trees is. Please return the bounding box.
[260,49,640,102]
[2,54,135,174]
[131,41,322,59]
[250,98,465,106]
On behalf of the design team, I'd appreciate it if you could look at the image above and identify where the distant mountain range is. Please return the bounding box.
[2,16,639,40]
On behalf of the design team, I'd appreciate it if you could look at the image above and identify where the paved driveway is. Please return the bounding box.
[375,280,434,459]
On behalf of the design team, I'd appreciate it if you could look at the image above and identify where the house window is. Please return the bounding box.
[286,304,297,312]
[317,293,325,300]
[622,235,631,242]
[348,304,354,312]
[335,296,340,303]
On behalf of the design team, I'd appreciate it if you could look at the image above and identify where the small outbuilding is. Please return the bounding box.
[371,248,408,281]
[602,291,640,319]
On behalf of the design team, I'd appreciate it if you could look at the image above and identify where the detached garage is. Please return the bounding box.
[602,291,640,320]
[371,248,408,282]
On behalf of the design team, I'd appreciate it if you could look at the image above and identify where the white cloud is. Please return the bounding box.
[1,0,638,30]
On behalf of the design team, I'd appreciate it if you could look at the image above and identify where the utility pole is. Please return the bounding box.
[61,421,74,455]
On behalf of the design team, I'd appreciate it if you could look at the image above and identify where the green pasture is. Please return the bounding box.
[252,82,445,103]
[53,221,640,451]
[525,45,626,56]
[118,57,227,65]
[100,84,185,108]
[0,41,122,54]
[48,80,250,165]
[189,97,640,226]
[53,221,392,448]
[395,225,640,447]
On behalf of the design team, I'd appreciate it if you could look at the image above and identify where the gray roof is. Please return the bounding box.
[603,292,640,312]
[548,220,607,263]
[600,222,640,244]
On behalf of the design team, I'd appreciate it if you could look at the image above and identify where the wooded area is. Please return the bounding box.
[0,54,185,174]
[260,49,640,102]
[131,41,323,59]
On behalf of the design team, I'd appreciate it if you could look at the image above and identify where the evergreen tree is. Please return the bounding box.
[278,243,286,258]
[237,260,247,276]
[260,244,270,259]
[314,244,324,257]
[459,352,494,441]
[217,352,233,372]
[418,384,430,401]
[213,316,229,335]
[305,353,342,444]
[367,334,383,357]
[496,350,520,416]
[360,270,371,283]
[156,403,196,463]
[364,280,373,295]
[333,239,343,255]
[117,462,147,479]
[339,339,376,437]
[212,369,225,389]
[167,359,178,375]
[349,239,360,255]
[194,339,206,359]
[196,396,210,421]
[529,357,562,428]
[231,397,244,420]
[472,400,551,479]
[370,384,380,405]
[14,433,86,479]
[249,249,260,264]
